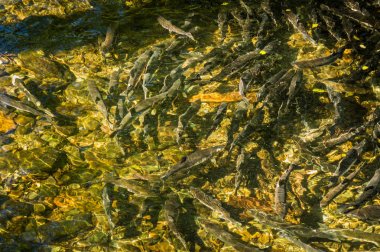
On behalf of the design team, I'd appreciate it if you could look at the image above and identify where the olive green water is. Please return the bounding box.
[0,0,380,251]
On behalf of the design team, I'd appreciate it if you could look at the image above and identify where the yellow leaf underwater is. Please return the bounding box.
[0,111,16,133]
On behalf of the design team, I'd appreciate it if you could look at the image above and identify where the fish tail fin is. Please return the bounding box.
[187,33,197,42]
[337,203,355,214]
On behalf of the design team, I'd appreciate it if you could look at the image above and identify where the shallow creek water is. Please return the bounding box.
[0,0,379,251]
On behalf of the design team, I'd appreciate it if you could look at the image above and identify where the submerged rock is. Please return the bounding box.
[0,199,34,224]
[0,147,66,179]
[22,213,94,243]
[16,50,74,81]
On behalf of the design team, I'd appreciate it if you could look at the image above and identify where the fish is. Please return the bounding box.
[141,109,159,145]
[261,0,277,26]
[274,164,298,219]
[341,17,354,41]
[278,69,303,117]
[165,39,183,53]
[161,145,224,181]
[112,78,182,135]
[176,99,201,145]
[87,79,113,130]
[137,77,182,113]
[329,139,368,185]
[341,168,380,213]
[145,47,163,73]
[12,75,55,118]
[319,13,343,42]
[317,79,369,95]
[205,102,228,139]
[229,107,265,153]
[189,42,235,81]
[326,85,344,126]
[323,124,367,148]
[217,11,228,42]
[0,93,49,118]
[293,47,345,69]
[373,122,380,140]
[344,0,363,13]
[106,178,157,198]
[116,97,125,123]
[163,193,189,251]
[230,8,245,28]
[320,162,364,208]
[287,69,303,104]
[241,15,254,43]
[234,149,246,194]
[157,16,196,42]
[320,4,379,30]
[256,69,286,102]
[239,0,253,16]
[160,65,184,93]
[258,69,294,104]
[247,209,340,242]
[267,69,297,108]
[102,183,115,230]
[125,49,153,94]
[323,228,380,247]
[257,12,269,41]
[238,77,250,104]
[198,219,262,252]
[190,187,241,227]
[142,47,163,99]
[278,231,323,252]
[226,101,248,148]
[347,205,380,221]
[284,10,317,46]
[241,63,264,89]
[108,68,121,100]
[213,40,277,81]
[100,23,118,55]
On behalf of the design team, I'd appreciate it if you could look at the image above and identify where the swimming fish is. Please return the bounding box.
[12,75,55,118]
[261,0,277,26]
[329,139,368,185]
[102,183,115,230]
[163,193,189,251]
[100,23,118,55]
[176,99,201,145]
[190,186,241,227]
[226,101,248,149]
[125,49,153,94]
[157,16,196,42]
[320,162,364,207]
[161,145,224,181]
[217,11,228,42]
[278,231,323,252]
[205,102,228,139]
[284,10,317,46]
[0,93,49,118]
[347,205,380,221]
[275,164,298,219]
[341,168,380,213]
[87,79,113,130]
[292,47,345,68]
[198,219,262,252]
